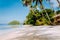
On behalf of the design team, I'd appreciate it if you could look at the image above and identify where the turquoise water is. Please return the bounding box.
[0,25,22,35]
[0,25,22,30]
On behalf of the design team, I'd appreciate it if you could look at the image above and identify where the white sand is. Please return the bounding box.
[0,26,60,40]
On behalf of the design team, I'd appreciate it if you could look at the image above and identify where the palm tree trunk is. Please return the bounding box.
[46,0,57,25]
[40,3,52,24]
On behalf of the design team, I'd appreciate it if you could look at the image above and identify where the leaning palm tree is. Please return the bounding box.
[22,0,44,24]
[36,0,51,24]
[22,0,52,24]
[47,0,60,25]
[46,0,58,25]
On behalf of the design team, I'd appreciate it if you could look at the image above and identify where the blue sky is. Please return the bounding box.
[0,0,29,24]
[0,0,59,24]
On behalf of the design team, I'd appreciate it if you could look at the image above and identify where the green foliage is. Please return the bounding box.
[22,0,60,26]
[56,10,60,14]
[24,9,55,26]
[8,20,20,25]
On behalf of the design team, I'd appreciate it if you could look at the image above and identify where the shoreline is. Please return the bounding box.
[0,26,60,40]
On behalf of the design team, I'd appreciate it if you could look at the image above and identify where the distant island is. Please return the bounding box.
[8,20,20,25]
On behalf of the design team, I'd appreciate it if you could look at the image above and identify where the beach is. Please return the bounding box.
[0,26,60,40]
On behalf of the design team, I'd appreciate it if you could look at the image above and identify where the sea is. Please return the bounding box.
[0,24,22,35]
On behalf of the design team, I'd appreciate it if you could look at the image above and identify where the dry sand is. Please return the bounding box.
[0,26,60,40]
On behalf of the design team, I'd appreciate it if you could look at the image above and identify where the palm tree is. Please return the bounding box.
[38,0,51,24]
[48,0,60,25]
[32,0,52,24]
[23,0,52,23]
[46,0,57,25]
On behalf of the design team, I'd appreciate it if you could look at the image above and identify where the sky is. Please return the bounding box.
[0,0,59,24]
[0,0,29,24]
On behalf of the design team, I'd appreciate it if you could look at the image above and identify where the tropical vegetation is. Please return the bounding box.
[22,0,60,26]
[8,20,20,25]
